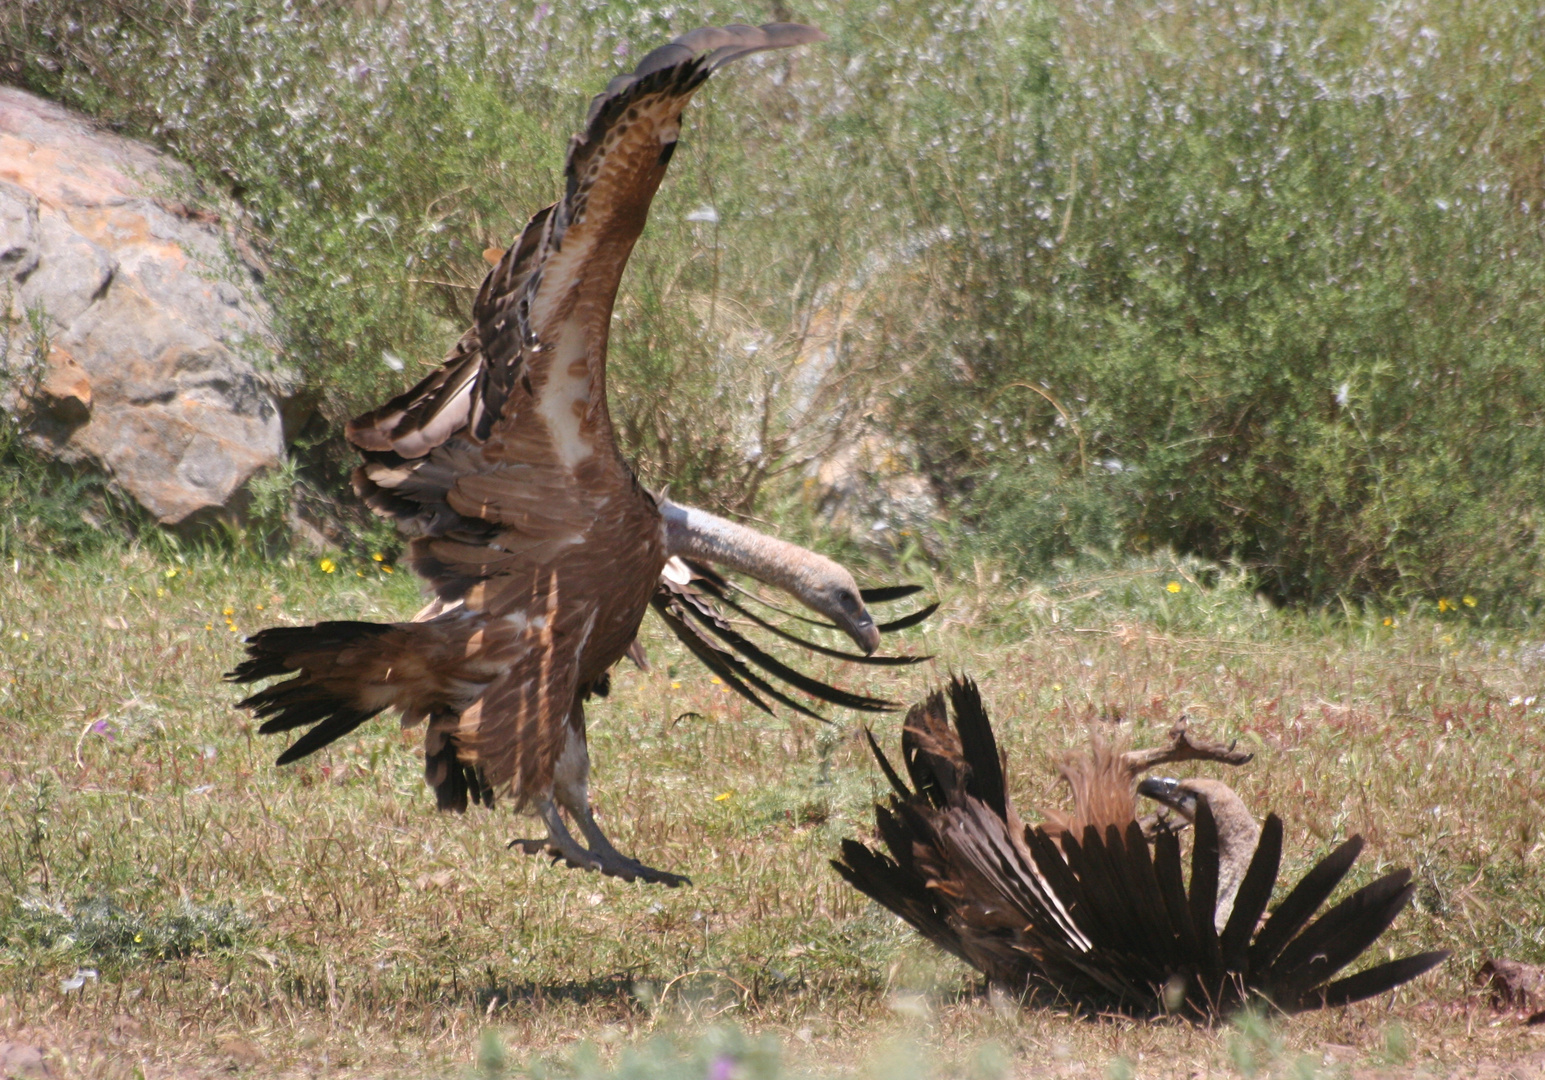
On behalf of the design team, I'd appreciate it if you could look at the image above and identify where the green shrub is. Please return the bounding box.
[836,1,1545,606]
[4,0,1543,607]
[6,894,251,963]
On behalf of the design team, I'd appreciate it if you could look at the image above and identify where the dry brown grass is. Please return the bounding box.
[1,548,1543,1077]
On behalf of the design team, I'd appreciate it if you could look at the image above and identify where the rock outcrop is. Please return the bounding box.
[0,85,289,524]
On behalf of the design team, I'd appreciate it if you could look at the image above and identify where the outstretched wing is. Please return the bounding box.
[340,24,825,798]
[475,23,830,459]
[348,23,826,608]
[650,558,930,719]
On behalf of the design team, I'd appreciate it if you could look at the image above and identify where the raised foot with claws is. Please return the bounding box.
[508,796,691,887]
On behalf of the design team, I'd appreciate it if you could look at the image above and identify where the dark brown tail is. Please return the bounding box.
[832,676,1449,1017]
[227,619,478,769]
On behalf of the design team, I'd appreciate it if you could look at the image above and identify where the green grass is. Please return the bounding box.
[1,547,1542,1076]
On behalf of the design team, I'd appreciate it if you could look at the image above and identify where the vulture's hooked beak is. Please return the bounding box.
[843,611,881,655]
[1137,775,1199,821]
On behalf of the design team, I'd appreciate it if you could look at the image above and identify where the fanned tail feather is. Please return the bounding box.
[228,618,484,769]
[832,677,1449,1018]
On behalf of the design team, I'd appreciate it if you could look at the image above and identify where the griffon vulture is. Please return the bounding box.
[832,678,1448,1017]
[229,23,931,888]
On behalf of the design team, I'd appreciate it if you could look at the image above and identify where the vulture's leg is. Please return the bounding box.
[1119,719,1254,777]
[509,796,604,871]
[555,713,691,888]
[565,797,691,887]
[513,705,691,886]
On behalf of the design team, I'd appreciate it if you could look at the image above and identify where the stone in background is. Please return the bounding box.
[0,85,291,525]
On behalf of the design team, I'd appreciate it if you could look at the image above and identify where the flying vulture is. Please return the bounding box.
[229,23,931,888]
[832,678,1449,1017]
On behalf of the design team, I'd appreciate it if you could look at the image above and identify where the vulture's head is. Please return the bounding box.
[1138,776,1233,821]
[814,572,881,655]
[1138,775,1263,929]
[1137,776,1258,842]
[657,499,882,654]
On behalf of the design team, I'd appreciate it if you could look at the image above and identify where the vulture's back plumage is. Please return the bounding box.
[833,679,1448,1017]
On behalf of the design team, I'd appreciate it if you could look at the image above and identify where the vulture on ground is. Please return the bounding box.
[228,23,931,887]
[832,678,1448,1017]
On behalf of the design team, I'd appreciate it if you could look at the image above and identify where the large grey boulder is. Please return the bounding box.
[0,85,290,524]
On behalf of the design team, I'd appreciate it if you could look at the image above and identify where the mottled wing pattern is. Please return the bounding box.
[449,572,594,801]
[348,22,825,553]
[471,23,828,480]
[343,24,824,802]
[347,204,553,544]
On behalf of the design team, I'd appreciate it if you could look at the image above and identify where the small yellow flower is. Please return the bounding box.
[1166,581,1182,594]
[222,606,234,616]
[356,569,366,577]
[372,552,385,562]
[256,604,264,611]
[1051,683,1062,692]
[1383,617,1395,627]
[165,568,178,579]
[156,588,165,598]
[319,558,336,574]
[709,676,722,685]
[1437,597,1452,612]
[1463,595,1477,608]
[670,681,681,690]
[205,623,213,631]
[380,565,394,574]
[714,791,733,802]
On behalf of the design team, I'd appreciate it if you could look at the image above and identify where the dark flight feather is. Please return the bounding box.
[832,677,1449,1018]
[649,563,936,720]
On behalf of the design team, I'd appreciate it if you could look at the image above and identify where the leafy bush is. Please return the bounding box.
[4,0,1543,606]
[834,1,1545,606]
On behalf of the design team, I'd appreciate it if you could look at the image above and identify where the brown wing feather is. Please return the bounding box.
[351,22,825,575]
[328,25,823,805]
[451,571,592,801]
[474,24,825,472]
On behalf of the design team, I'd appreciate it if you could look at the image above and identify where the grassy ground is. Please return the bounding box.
[1,547,1543,1077]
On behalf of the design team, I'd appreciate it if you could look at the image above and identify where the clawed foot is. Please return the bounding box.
[507,834,690,886]
[509,798,691,887]
[508,834,588,865]
[597,852,691,888]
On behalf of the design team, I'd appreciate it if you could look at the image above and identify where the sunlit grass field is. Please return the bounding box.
[2,546,1542,1076]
